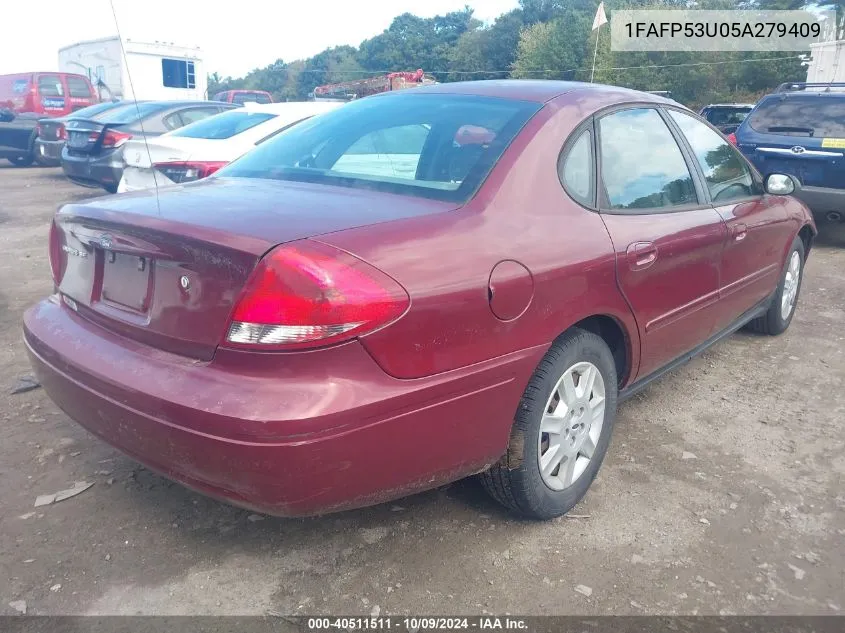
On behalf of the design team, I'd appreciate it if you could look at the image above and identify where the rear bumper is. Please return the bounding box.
[24,296,541,516]
[61,147,124,190]
[35,139,64,165]
[793,185,845,215]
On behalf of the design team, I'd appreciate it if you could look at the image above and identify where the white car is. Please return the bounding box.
[117,101,342,192]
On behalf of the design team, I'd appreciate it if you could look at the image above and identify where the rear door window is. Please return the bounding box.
[66,76,92,98]
[177,107,223,127]
[598,108,698,210]
[747,95,845,137]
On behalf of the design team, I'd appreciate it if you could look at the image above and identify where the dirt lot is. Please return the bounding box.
[1,164,844,617]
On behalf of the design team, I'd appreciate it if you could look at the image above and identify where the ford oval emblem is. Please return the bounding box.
[790,146,805,154]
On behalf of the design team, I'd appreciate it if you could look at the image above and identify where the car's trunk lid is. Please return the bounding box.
[742,135,845,188]
[53,177,456,360]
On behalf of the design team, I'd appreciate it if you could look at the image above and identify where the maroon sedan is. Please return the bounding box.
[24,81,816,519]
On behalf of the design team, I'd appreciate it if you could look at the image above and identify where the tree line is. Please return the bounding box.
[207,0,838,109]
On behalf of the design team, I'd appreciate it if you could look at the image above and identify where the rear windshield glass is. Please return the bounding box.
[233,92,272,105]
[95,102,165,124]
[704,107,751,126]
[66,101,123,119]
[171,110,276,139]
[748,95,845,137]
[220,93,541,202]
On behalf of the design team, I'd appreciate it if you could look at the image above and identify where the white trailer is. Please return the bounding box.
[806,40,845,84]
[58,37,207,102]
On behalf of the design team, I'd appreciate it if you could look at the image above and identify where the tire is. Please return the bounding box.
[746,236,805,336]
[480,328,618,519]
[103,183,119,194]
[9,154,34,167]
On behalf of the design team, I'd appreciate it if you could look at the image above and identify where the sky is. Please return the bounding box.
[0,0,519,78]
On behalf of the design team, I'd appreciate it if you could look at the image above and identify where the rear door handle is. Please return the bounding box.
[731,223,748,242]
[626,241,658,271]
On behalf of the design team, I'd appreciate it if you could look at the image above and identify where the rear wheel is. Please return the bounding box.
[480,328,618,519]
[746,236,804,336]
[103,183,119,194]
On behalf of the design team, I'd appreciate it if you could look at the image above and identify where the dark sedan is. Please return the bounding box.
[35,101,127,166]
[61,100,234,192]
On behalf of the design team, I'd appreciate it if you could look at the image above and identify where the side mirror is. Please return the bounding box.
[765,173,797,196]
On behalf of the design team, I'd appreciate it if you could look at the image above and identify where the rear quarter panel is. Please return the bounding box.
[319,90,641,382]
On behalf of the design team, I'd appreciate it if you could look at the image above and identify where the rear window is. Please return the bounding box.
[220,94,541,202]
[704,107,751,126]
[95,102,165,124]
[171,110,277,139]
[66,101,121,119]
[748,95,845,137]
[233,92,272,105]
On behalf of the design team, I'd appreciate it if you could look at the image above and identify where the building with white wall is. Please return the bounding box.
[58,37,207,101]
[806,40,845,84]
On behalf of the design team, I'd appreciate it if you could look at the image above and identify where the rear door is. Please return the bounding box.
[667,108,790,329]
[596,106,727,381]
[36,73,67,116]
[738,94,845,190]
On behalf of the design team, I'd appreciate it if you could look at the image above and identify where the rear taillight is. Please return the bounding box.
[153,161,228,184]
[224,241,409,351]
[57,124,67,141]
[48,219,64,286]
[100,129,132,148]
[726,132,737,145]
[35,123,42,136]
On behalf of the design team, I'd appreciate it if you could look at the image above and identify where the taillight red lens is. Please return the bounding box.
[48,219,64,286]
[58,124,67,141]
[225,241,409,351]
[101,129,132,148]
[726,132,737,145]
[153,161,228,184]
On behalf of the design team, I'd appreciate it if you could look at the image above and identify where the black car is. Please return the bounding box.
[35,101,127,166]
[0,108,40,166]
[699,103,755,135]
[61,100,234,193]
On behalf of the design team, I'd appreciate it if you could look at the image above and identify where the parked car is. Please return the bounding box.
[34,101,127,166]
[0,72,98,116]
[734,82,845,223]
[0,109,40,166]
[61,100,235,193]
[699,103,754,135]
[25,81,816,519]
[213,90,274,105]
[118,101,342,192]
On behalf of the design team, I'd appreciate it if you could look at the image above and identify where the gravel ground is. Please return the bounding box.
[1,164,844,617]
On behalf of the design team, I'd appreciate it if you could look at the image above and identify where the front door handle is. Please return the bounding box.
[731,223,748,242]
[626,241,658,271]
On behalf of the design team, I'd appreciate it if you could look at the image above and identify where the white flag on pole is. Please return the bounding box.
[592,2,608,30]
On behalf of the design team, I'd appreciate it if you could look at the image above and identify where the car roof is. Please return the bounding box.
[238,101,341,115]
[702,103,755,108]
[403,79,679,105]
